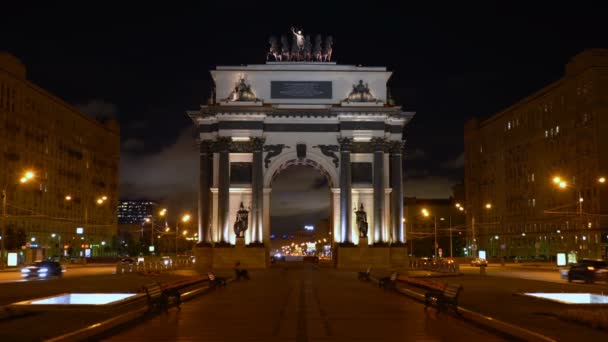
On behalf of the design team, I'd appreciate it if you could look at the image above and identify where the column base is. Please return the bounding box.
[335,244,409,270]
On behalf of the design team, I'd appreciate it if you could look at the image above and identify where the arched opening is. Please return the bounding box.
[269,161,333,263]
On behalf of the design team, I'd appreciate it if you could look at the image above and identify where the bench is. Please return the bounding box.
[234,263,250,281]
[143,282,169,312]
[378,272,398,290]
[234,268,250,281]
[208,272,227,288]
[358,266,372,281]
[424,283,462,313]
[143,281,185,312]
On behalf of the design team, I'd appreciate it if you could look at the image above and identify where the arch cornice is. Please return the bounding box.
[263,149,339,188]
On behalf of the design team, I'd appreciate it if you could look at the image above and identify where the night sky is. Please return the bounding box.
[2,2,606,232]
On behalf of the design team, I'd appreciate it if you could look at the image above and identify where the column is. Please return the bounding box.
[251,137,265,244]
[216,137,231,243]
[373,138,386,242]
[198,140,212,245]
[338,137,353,244]
[390,141,405,243]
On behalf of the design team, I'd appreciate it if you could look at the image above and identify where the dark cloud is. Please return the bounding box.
[76,100,118,120]
[119,127,198,214]
[440,152,465,169]
[405,148,426,160]
[404,176,458,198]
[271,165,331,232]
[122,138,146,152]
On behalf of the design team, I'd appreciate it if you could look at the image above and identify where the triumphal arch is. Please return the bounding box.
[188,30,414,269]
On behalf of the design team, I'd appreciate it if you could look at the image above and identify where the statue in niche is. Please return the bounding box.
[322,36,333,62]
[281,34,290,61]
[346,80,376,102]
[313,34,323,61]
[233,202,249,238]
[291,27,305,52]
[267,36,281,61]
[225,79,258,102]
[355,203,368,238]
[304,35,312,61]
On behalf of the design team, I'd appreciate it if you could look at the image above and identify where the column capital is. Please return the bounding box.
[338,137,353,152]
[252,137,266,151]
[389,140,405,154]
[371,137,389,152]
[199,140,213,153]
[213,137,232,152]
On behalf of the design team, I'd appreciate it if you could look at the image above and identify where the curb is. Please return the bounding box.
[394,286,556,342]
[44,285,212,342]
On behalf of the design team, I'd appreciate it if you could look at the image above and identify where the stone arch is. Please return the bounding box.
[263,149,339,188]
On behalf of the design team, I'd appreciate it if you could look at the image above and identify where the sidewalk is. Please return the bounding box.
[104,265,506,341]
[396,274,608,341]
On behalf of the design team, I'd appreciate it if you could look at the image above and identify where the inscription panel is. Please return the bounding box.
[271,81,332,99]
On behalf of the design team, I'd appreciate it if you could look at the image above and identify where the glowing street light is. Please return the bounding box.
[559,181,567,189]
[65,195,72,201]
[485,203,492,209]
[553,176,561,184]
[182,214,191,223]
[159,208,167,216]
[97,198,104,205]
[599,177,606,184]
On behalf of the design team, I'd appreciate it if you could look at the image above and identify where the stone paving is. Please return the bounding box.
[104,264,505,341]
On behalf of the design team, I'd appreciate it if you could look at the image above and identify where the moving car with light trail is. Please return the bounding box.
[21,260,64,278]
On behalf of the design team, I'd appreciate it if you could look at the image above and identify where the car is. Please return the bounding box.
[21,260,63,278]
[161,256,173,266]
[567,259,608,283]
[470,258,488,267]
[120,257,135,264]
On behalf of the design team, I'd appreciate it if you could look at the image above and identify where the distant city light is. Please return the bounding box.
[304,225,314,231]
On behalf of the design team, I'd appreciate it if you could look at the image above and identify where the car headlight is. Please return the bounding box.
[21,268,30,273]
[39,268,49,273]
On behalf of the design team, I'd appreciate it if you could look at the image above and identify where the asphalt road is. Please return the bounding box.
[459,265,608,289]
[0,264,116,283]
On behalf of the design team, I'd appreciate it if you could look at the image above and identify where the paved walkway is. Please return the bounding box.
[105,264,504,341]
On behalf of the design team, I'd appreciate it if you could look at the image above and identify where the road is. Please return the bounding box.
[459,265,608,289]
[0,264,116,283]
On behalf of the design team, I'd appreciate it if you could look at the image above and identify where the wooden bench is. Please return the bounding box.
[424,283,462,313]
[234,264,250,281]
[143,281,187,312]
[208,272,227,288]
[143,282,169,312]
[358,266,372,281]
[378,272,398,290]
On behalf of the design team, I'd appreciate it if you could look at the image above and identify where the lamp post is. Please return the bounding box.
[176,214,190,256]
[421,208,438,258]
[1,170,35,269]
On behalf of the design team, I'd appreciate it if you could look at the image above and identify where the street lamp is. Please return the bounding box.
[421,208,438,258]
[2,170,36,269]
[176,214,191,256]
